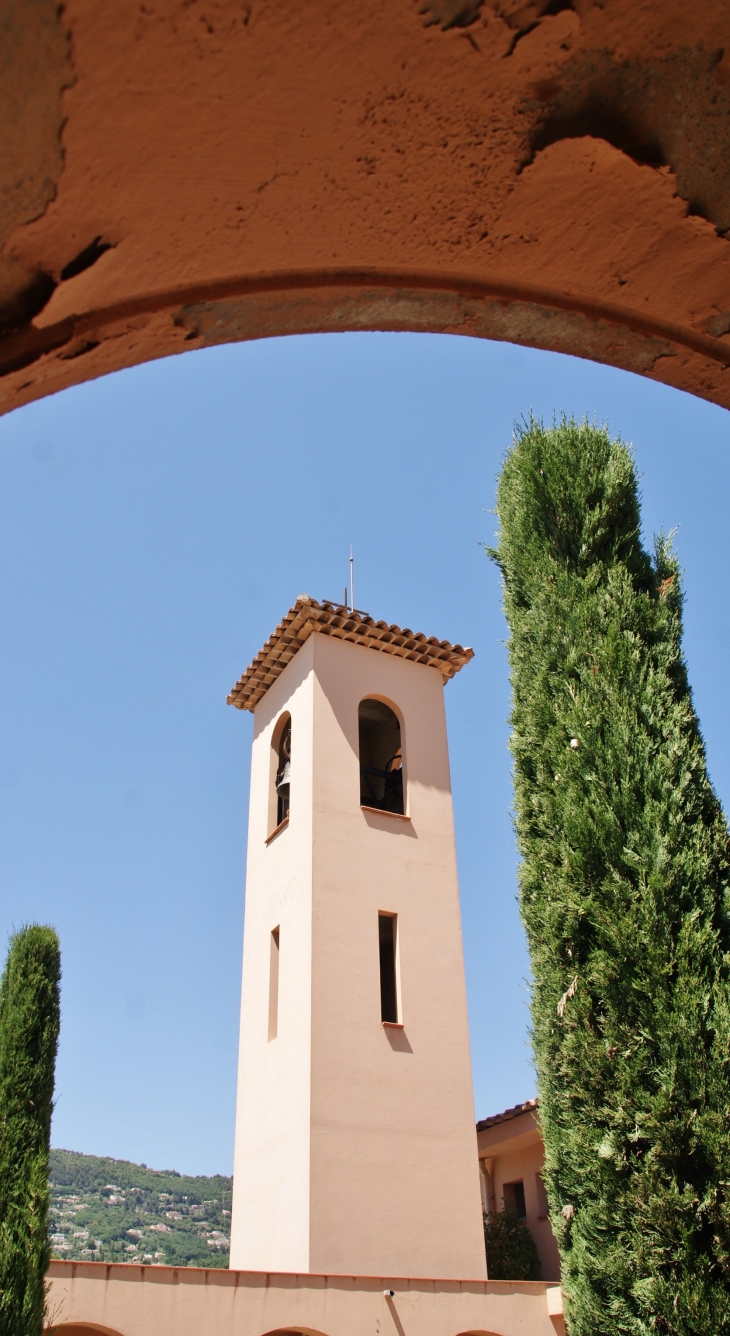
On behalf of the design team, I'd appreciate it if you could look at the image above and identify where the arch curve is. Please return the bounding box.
[1,1,729,415]
[51,1324,128,1336]
[4,270,730,416]
[258,1328,333,1336]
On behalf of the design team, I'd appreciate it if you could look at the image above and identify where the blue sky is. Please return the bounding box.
[0,331,728,1176]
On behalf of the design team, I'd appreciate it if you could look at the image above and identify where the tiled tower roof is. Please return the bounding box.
[227,596,474,712]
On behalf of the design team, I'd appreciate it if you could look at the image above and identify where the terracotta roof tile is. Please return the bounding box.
[227,596,474,712]
[476,1099,538,1132]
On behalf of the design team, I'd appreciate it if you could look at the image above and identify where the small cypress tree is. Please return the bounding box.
[0,926,61,1336]
[489,417,730,1334]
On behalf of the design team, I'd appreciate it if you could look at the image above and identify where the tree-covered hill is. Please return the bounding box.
[48,1149,232,1268]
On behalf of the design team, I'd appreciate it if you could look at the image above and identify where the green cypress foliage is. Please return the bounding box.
[489,417,730,1334]
[0,926,61,1336]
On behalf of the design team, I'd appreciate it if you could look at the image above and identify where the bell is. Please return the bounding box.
[276,760,291,795]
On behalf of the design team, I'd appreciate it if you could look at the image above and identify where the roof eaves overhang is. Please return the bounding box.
[227,596,474,712]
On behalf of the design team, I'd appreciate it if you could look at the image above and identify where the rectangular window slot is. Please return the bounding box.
[503,1179,526,1219]
[378,913,399,1024]
[268,927,280,1041]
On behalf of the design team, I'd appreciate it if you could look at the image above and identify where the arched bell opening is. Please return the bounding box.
[358,698,404,816]
[269,711,292,835]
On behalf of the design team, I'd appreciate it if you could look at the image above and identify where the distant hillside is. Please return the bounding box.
[49,1149,232,1268]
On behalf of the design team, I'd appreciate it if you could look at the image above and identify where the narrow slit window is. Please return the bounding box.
[378,913,399,1023]
[268,927,280,1041]
[359,699,404,814]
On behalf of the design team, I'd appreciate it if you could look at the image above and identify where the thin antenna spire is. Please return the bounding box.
[349,546,354,614]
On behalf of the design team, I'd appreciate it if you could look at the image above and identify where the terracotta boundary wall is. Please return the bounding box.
[47,1259,564,1336]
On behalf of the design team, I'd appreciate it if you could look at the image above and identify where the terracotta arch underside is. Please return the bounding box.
[3,0,730,415]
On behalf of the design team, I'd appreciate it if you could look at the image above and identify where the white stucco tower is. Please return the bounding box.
[227,596,486,1281]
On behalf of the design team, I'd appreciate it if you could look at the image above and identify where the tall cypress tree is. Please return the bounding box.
[489,417,730,1334]
[0,926,61,1336]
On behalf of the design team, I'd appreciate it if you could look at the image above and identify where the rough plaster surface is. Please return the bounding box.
[0,0,72,328]
[1,0,730,410]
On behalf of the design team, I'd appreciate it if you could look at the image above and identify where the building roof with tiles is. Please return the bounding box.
[227,596,474,712]
[476,1099,538,1133]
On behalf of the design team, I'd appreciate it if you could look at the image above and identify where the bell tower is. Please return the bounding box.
[227,596,487,1281]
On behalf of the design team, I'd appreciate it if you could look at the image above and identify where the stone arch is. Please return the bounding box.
[51,1325,128,1336]
[0,1,729,417]
[259,1329,333,1335]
